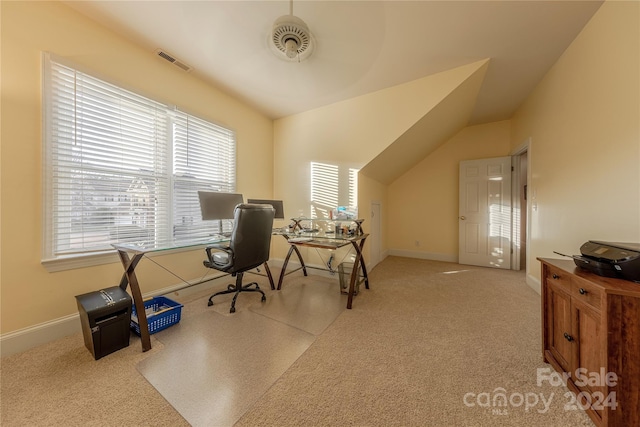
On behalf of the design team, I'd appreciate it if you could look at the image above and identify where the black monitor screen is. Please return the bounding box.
[247,199,285,219]
[198,191,244,220]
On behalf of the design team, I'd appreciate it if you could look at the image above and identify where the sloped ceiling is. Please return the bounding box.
[63,1,603,124]
[360,60,490,184]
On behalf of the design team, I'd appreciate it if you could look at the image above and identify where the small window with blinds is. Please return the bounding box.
[348,167,358,211]
[310,162,358,219]
[42,53,236,262]
[310,162,339,218]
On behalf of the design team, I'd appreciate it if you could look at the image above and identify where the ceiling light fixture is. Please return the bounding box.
[269,0,315,62]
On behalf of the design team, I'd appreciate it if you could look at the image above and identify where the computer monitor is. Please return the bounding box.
[198,191,244,220]
[247,199,285,219]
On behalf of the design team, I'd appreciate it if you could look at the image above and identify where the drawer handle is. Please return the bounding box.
[579,288,588,295]
[552,274,559,279]
[564,332,574,342]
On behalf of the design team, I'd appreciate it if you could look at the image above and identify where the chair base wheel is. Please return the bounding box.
[206,274,267,313]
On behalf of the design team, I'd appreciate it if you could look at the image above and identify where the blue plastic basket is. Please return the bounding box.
[130,296,183,336]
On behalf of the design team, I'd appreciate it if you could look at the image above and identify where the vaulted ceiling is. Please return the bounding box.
[65,1,603,124]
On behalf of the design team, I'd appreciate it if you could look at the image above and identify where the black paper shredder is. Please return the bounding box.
[76,286,132,360]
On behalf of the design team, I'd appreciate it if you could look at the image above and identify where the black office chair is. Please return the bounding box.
[203,203,275,313]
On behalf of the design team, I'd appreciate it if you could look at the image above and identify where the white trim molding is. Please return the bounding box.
[387,249,458,263]
[526,273,541,295]
[0,314,81,358]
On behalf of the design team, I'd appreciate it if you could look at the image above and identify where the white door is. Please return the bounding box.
[458,156,512,269]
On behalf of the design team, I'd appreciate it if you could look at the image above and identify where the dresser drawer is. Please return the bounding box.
[571,277,602,310]
[545,264,571,289]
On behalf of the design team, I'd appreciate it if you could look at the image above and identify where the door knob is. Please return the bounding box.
[459,216,466,220]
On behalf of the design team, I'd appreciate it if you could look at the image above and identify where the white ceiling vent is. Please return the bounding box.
[155,49,192,72]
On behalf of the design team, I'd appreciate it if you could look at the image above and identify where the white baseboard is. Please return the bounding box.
[387,249,458,263]
[0,313,82,358]
[526,273,541,295]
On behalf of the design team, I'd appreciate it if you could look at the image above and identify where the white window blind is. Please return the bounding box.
[310,162,339,218]
[172,114,236,241]
[309,162,359,219]
[348,167,358,211]
[43,54,236,261]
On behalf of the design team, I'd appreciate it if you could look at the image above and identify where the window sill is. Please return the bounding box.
[42,251,120,272]
[41,245,206,273]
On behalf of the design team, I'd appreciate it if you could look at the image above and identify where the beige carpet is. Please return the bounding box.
[0,332,189,426]
[0,257,595,426]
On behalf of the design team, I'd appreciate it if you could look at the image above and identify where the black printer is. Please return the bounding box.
[571,241,640,283]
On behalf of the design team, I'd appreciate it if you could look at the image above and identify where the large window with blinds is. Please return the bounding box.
[42,54,236,262]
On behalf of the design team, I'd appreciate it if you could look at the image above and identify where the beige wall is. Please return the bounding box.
[272,62,487,266]
[4,0,636,351]
[0,1,273,335]
[388,120,511,261]
[511,0,640,285]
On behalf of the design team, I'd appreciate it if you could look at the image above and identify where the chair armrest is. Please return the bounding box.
[203,245,234,270]
[206,242,230,251]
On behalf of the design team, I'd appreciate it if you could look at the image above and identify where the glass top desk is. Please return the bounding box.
[273,221,370,310]
[112,237,276,352]
[113,221,369,351]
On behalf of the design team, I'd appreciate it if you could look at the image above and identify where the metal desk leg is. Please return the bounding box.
[357,239,370,290]
[347,236,368,309]
[116,250,151,352]
[263,261,275,290]
[276,243,308,290]
[292,245,307,275]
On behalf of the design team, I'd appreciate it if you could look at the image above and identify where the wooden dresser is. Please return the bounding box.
[539,258,640,427]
